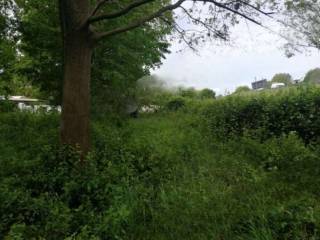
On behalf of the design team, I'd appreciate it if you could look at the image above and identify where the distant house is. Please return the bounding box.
[7,96,40,104]
[251,79,268,90]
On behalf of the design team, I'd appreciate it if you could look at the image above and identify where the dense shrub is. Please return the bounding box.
[203,86,320,143]
[0,99,17,112]
[165,97,186,111]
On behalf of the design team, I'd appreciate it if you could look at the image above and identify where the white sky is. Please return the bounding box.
[152,14,320,95]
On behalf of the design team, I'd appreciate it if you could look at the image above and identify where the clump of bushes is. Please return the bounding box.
[0,99,17,112]
[0,144,134,239]
[165,97,186,111]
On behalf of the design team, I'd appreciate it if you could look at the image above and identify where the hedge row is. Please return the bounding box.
[203,86,320,143]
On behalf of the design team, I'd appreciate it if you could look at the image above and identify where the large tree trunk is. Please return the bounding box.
[60,31,93,154]
[59,0,93,155]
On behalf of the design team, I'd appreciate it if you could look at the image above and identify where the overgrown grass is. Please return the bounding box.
[1,86,320,239]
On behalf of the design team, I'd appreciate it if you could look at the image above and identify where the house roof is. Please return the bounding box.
[0,96,40,102]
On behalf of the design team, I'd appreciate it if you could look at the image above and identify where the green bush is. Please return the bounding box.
[0,100,17,112]
[203,86,320,143]
[237,197,320,240]
[165,97,186,111]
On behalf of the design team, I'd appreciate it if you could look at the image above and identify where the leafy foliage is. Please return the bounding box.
[199,88,216,99]
[283,0,320,52]
[90,3,172,116]
[271,73,293,85]
[234,85,251,94]
[303,68,320,85]
[7,0,171,107]
[165,97,186,111]
[0,0,18,96]
[203,85,320,143]
[15,0,63,103]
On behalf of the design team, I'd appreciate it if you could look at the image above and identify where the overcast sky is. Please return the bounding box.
[152,14,320,95]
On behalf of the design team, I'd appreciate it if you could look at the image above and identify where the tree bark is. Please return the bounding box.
[60,31,93,155]
[59,0,93,155]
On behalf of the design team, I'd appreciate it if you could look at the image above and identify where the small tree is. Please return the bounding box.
[199,88,216,99]
[179,87,198,99]
[271,73,293,86]
[234,85,250,94]
[303,68,320,85]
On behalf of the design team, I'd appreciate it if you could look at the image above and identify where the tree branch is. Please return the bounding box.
[160,16,198,52]
[89,0,156,24]
[194,0,262,26]
[90,0,109,18]
[92,0,273,44]
[93,0,185,41]
[179,6,227,40]
[237,0,275,17]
